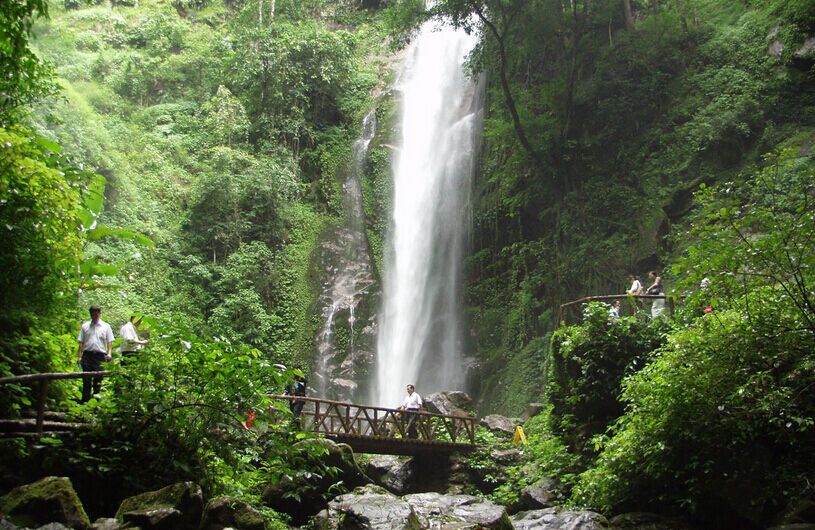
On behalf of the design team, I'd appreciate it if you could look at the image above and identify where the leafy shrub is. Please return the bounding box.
[548,303,670,456]
[573,150,815,525]
[34,320,318,522]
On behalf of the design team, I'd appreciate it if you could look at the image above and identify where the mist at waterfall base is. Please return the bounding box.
[371,20,484,408]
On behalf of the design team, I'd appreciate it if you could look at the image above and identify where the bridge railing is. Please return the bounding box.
[269,395,476,446]
[558,293,683,325]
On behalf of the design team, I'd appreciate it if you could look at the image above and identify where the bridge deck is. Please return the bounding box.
[270,395,477,455]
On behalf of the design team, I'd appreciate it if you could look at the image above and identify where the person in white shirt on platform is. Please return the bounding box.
[400,384,423,439]
[119,315,148,362]
[77,305,115,403]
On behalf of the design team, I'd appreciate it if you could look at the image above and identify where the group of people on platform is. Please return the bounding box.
[76,305,148,403]
[607,271,667,320]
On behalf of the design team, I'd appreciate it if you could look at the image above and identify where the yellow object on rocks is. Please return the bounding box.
[513,425,527,445]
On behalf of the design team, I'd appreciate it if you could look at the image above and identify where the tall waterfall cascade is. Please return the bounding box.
[312,111,378,401]
[372,20,484,407]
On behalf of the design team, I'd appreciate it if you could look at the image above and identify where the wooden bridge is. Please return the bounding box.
[0,374,478,456]
[270,395,477,456]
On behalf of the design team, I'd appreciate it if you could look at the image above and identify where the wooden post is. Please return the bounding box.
[36,380,49,436]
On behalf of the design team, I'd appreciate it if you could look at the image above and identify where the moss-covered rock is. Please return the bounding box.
[114,482,202,530]
[200,496,265,530]
[0,476,90,530]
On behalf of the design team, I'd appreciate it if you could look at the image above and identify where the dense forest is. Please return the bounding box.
[1,0,814,528]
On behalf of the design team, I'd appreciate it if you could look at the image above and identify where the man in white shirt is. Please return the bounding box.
[77,305,115,403]
[119,315,148,361]
[400,384,423,439]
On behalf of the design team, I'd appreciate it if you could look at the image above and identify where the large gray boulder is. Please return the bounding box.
[518,478,559,511]
[314,485,421,530]
[404,492,512,529]
[480,415,517,436]
[90,519,130,530]
[512,507,609,530]
[0,477,91,530]
[522,403,545,421]
[366,455,414,495]
[200,497,264,530]
[115,481,203,530]
[609,512,695,529]
[424,392,474,417]
[490,448,522,465]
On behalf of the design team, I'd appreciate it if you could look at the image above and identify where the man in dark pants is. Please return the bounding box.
[77,305,114,403]
[400,384,423,439]
[285,374,307,428]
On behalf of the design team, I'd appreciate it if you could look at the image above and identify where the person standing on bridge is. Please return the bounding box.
[77,305,114,403]
[285,374,307,428]
[400,384,423,439]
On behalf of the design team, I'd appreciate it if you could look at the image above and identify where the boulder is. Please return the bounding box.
[512,507,609,530]
[609,512,695,529]
[774,496,815,526]
[331,378,358,400]
[521,403,545,421]
[115,481,203,530]
[0,518,19,530]
[314,485,421,530]
[365,455,414,495]
[480,415,517,436]
[34,525,72,530]
[490,448,522,465]
[404,492,512,529]
[0,476,90,530]
[90,518,130,530]
[794,36,815,62]
[200,497,264,530]
[518,478,559,511]
[424,392,474,417]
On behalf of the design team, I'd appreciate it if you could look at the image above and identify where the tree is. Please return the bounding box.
[431,0,539,161]
[0,0,55,123]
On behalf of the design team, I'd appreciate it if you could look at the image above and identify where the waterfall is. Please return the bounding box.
[372,19,484,407]
[313,111,377,401]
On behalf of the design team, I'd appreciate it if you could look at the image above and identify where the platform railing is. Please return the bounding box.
[558,293,683,324]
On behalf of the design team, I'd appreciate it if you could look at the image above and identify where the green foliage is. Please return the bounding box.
[17,321,317,525]
[548,303,670,456]
[0,0,56,122]
[571,152,815,524]
[0,128,86,332]
[491,412,580,506]
[229,21,357,147]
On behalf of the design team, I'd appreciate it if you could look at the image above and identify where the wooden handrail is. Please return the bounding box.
[558,293,685,324]
[0,371,113,436]
[0,371,113,385]
[269,394,477,447]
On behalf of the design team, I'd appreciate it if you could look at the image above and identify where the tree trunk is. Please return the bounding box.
[471,5,538,161]
[622,0,635,30]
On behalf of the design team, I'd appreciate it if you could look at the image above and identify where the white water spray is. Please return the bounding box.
[372,20,484,407]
